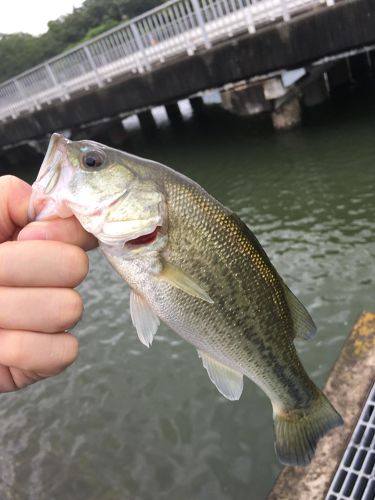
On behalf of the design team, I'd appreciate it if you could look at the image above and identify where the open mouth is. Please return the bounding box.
[126,226,161,246]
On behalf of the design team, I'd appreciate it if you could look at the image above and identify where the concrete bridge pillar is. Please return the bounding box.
[326,59,352,92]
[349,53,372,82]
[263,77,301,130]
[165,102,183,126]
[303,75,329,107]
[271,98,301,130]
[221,82,270,116]
[137,110,157,133]
[189,96,205,117]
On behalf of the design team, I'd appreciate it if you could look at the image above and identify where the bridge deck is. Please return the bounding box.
[0,0,336,122]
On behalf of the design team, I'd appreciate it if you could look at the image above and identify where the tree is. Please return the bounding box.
[0,34,43,82]
[0,0,164,84]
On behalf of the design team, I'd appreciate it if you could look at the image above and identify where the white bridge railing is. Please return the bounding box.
[0,0,337,122]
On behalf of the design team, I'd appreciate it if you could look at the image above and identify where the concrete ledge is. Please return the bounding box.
[268,311,375,500]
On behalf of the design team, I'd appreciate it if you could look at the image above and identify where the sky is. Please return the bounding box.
[0,0,85,36]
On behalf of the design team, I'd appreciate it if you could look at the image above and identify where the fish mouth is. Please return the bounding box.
[28,133,74,221]
[126,226,161,246]
[98,217,163,247]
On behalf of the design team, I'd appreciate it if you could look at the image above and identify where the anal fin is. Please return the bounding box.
[130,290,160,347]
[198,350,243,401]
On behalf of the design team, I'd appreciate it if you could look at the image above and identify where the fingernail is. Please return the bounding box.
[18,223,48,241]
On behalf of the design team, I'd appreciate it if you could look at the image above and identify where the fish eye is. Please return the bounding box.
[81,151,105,170]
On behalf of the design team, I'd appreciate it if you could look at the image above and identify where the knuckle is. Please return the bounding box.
[0,331,25,368]
[0,175,17,189]
[0,240,13,253]
[60,245,89,286]
[0,241,19,281]
[56,334,79,370]
[58,290,84,330]
[47,334,79,375]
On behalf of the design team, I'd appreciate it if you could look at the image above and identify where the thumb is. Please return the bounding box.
[0,176,32,243]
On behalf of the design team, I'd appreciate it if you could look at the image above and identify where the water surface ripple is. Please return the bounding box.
[1,91,374,499]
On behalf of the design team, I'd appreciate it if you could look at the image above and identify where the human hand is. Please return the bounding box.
[0,175,97,392]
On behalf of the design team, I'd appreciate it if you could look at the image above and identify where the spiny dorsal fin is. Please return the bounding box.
[130,290,160,347]
[282,283,316,341]
[198,350,243,400]
[158,262,214,304]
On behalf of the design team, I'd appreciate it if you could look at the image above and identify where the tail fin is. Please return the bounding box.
[273,390,344,466]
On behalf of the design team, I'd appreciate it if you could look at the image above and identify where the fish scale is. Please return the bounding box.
[114,171,315,406]
[29,133,343,466]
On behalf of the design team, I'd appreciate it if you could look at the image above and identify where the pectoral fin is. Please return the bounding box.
[198,350,243,400]
[130,290,160,347]
[158,262,213,304]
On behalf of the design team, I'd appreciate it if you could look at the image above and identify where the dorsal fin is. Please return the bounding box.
[282,283,317,341]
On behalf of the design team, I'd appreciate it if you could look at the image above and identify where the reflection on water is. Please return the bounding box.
[1,88,375,500]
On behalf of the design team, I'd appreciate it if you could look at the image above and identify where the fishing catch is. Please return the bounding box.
[29,133,343,466]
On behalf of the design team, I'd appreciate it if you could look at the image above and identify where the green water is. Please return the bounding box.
[1,88,374,500]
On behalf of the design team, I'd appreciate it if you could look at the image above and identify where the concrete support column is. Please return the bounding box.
[189,96,205,117]
[303,75,329,107]
[349,53,371,82]
[221,82,270,116]
[271,97,301,130]
[165,102,183,126]
[369,50,375,70]
[137,110,157,133]
[326,60,352,91]
[262,76,302,130]
[263,77,287,101]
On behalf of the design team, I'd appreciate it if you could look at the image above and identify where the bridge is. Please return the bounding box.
[0,0,375,150]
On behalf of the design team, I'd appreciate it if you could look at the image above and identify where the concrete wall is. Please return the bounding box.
[1,0,375,148]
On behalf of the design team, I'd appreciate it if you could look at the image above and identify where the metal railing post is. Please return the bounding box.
[191,0,212,49]
[13,78,26,100]
[13,78,39,113]
[11,78,27,116]
[240,0,256,34]
[44,63,70,101]
[280,0,291,22]
[83,46,104,87]
[130,22,151,71]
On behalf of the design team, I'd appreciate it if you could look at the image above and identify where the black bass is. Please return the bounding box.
[29,133,343,465]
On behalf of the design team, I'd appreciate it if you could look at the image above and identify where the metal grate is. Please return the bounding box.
[326,382,375,500]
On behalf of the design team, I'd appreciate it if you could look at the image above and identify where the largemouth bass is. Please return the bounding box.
[29,133,343,466]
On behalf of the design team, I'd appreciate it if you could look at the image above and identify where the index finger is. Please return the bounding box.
[0,176,31,243]
[18,217,98,251]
